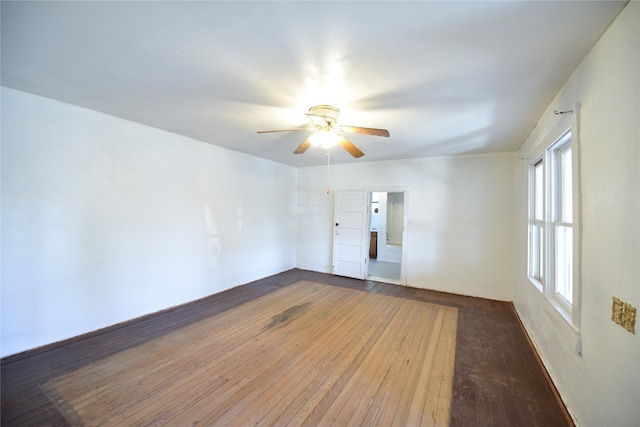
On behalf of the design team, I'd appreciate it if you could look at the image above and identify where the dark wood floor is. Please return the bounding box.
[1,269,572,426]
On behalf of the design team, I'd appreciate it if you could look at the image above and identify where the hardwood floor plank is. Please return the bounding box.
[358,300,429,426]
[326,298,419,426]
[406,306,447,426]
[43,281,329,426]
[216,290,400,424]
[53,285,302,417]
[257,291,395,426]
[374,303,439,426]
[123,282,337,426]
[1,269,572,427]
[426,306,458,426]
[193,285,368,426]
[287,295,405,426]
[241,289,379,426]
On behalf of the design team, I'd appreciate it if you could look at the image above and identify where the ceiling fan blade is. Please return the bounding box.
[340,125,390,137]
[293,137,312,154]
[256,128,310,134]
[338,136,365,158]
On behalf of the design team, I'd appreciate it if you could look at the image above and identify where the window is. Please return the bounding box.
[528,157,544,286]
[551,139,573,306]
[528,129,576,319]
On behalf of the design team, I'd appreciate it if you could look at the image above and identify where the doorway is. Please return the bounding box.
[367,191,405,284]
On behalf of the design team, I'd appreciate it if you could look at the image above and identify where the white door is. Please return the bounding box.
[332,191,369,279]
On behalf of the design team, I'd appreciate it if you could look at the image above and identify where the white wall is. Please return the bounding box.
[513,3,639,426]
[297,152,515,301]
[0,87,297,357]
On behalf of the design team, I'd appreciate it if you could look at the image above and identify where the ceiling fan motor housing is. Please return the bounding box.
[307,105,340,129]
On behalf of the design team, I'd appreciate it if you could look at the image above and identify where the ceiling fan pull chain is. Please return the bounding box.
[326,149,331,194]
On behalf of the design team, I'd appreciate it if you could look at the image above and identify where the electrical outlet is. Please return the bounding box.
[612,297,636,334]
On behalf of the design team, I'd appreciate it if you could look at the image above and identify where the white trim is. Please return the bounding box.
[525,103,582,331]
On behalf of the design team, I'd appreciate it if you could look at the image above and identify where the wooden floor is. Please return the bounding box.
[1,269,572,426]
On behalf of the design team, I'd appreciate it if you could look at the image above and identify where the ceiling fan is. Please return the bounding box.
[257,105,390,158]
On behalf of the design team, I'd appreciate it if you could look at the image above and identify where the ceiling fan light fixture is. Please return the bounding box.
[309,131,340,149]
[257,104,388,158]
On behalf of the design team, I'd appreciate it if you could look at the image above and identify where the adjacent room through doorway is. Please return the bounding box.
[367,191,404,284]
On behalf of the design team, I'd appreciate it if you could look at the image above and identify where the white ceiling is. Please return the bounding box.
[1,1,627,167]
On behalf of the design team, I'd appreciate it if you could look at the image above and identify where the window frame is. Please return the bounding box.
[548,131,574,311]
[527,156,545,291]
[527,127,580,328]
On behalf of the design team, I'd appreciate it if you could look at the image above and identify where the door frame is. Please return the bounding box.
[364,185,409,286]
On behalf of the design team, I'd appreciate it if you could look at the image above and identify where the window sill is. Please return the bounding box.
[527,277,580,335]
[545,294,580,335]
[527,276,544,293]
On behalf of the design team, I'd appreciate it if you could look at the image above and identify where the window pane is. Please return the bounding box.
[529,226,537,277]
[538,224,544,281]
[555,225,573,304]
[560,147,572,223]
[529,223,544,281]
[534,161,544,220]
